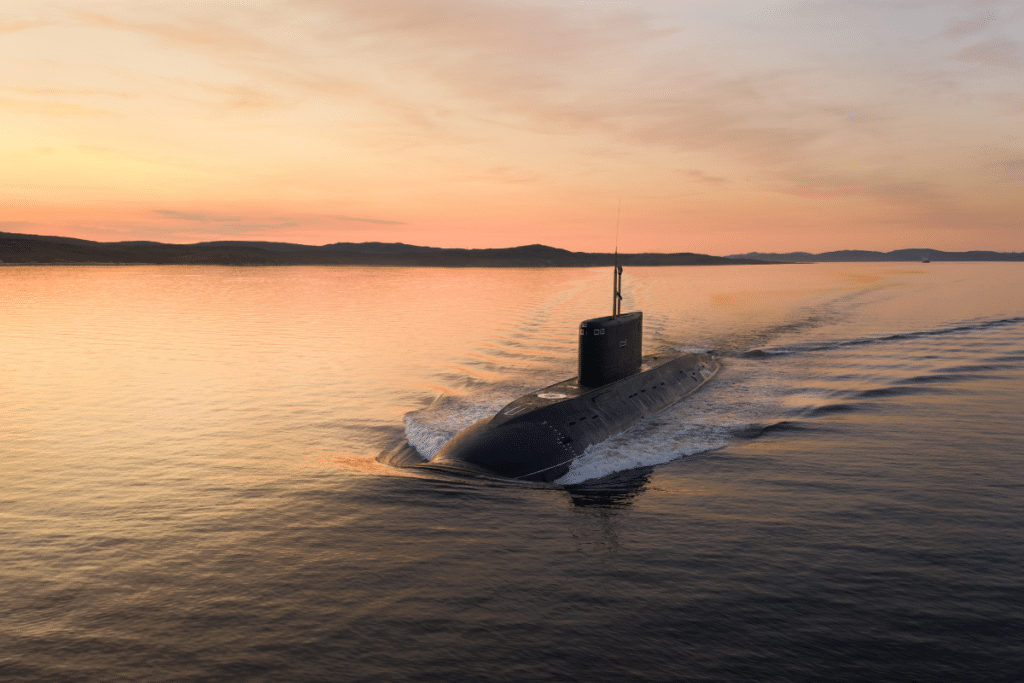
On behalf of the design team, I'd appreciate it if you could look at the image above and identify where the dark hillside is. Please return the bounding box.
[0,232,771,267]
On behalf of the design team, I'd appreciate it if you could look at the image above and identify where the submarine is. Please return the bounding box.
[378,264,719,483]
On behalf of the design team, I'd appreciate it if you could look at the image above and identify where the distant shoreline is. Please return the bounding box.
[0,231,770,267]
[2,231,1021,266]
[727,249,1024,263]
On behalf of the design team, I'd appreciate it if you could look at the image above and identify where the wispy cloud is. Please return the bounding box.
[942,11,999,38]
[2,85,136,98]
[73,8,280,56]
[0,18,50,36]
[955,37,1024,68]
[984,156,1024,183]
[681,169,727,185]
[775,172,946,205]
[334,215,405,225]
[0,220,38,232]
[0,96,113,117]
[219,221,300,231]
[153,209,402,229]
[154,210,243,222]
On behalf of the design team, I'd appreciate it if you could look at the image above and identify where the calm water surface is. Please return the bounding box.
[2,263,1022,681]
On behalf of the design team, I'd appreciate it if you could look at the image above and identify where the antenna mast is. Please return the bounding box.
[613,199,622,317]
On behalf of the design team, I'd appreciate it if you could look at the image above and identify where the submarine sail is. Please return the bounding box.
[378,263,718,483]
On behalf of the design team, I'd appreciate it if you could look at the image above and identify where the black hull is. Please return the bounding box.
[386,352,717,483]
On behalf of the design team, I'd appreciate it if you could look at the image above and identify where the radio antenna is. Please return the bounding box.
[613,199,623,317]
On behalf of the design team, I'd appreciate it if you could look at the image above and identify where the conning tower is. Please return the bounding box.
[577,263,642,387]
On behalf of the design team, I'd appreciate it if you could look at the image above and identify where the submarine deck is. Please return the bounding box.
[379,351,718,481]
[491,353,700,423]
[422,351,718,481]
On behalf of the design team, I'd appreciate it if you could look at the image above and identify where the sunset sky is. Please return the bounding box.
[3,0,1022,254]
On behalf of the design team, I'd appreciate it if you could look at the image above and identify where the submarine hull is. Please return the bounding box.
[418,352,718,482]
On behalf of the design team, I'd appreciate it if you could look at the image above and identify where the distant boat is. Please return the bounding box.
[922,256,930,263]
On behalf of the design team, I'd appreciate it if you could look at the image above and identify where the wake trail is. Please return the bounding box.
[741,316,1024,358]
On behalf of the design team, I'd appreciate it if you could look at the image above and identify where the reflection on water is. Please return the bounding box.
[2,263,1023,682]
[565,466,655,508]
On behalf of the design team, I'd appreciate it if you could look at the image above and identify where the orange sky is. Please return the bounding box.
[2,0,1022,254]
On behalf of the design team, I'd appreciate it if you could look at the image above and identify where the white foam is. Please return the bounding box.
[555,419,734,485]
[402,388,529,460]
[403,417,456,461]
[403,405,491,460]
[671,346,715,354]
[557,358,787,484]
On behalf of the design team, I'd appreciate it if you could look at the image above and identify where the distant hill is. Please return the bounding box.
[0,231,769,267]
[195,240,442,254]
[727,249,1024,262]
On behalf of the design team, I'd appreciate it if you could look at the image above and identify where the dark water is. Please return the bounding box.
[2,264,1022,681]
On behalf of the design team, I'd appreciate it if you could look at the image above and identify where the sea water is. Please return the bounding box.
[2,263,1022,681]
